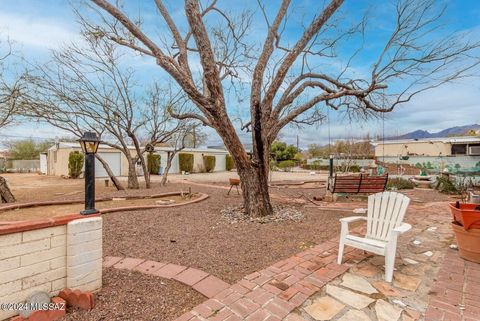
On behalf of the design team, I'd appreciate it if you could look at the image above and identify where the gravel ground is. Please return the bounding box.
[63,269,204,321]
[101,182,355,284]
[2,173,454,321]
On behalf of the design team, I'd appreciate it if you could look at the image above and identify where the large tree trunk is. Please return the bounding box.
[236,164,273,217]
[0,176,15,203]
[126,157,139,189]
[228,132,273,217]
[95,154,125,191]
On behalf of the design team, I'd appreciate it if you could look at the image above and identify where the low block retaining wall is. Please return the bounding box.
[0,216,103,320]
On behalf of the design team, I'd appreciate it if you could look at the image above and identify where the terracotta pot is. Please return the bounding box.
[451,222,480,263]
[449,203,480,230]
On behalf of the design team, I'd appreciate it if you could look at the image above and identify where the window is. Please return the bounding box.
[451,144,467,155]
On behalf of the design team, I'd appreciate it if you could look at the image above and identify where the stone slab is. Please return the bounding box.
[304,296,345,321]
[326,285,375,309]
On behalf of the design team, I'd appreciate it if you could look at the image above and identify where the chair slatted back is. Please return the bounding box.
[366,191,410,241]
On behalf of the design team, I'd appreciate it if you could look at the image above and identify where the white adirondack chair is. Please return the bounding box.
[337,191,411,282]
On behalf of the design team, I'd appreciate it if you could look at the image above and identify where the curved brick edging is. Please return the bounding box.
[0,191,208,213]
[0,192,209,235]
[100,192,209,214]
[172,238,367,321]
[103,257,230,299]
[0,213,101,235]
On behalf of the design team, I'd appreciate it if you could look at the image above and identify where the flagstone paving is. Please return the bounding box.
[103,201,480,321]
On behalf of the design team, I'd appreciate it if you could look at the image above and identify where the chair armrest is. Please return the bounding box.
[339,216,367,224]
[392,223,411,235]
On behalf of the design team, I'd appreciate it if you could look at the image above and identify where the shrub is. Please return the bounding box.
[226,154,235,171]
[387,177,415,190]
[203,155,216,173]
[179,153,194,173]
[435,175,458,194]
[147,154,161,174]
[301,164,330,171]
[68,151,84,178]
[277,160,295,172]
[349,165,361,173]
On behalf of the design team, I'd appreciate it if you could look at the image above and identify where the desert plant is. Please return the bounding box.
[68,151,84,178]
[435,175,458,194]
[179,153,194,173]
[277,160,295,172]
[387,177,415,190]
[226,154,235,171]
[147,154,161,175]
[203,155,216,173]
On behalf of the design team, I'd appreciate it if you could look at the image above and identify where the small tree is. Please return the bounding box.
[7,139,51,160]
[271,141,299,161]
[0,37,19,203]
[203,155,216,173]
[179,153,194,173]
[68,151,84,178]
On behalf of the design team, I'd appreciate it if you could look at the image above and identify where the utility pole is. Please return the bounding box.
[296,135,299,151]
[193,125,196,148]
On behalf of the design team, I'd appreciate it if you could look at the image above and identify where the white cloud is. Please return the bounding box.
[0,12,78,50]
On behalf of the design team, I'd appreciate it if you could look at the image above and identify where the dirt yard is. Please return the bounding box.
[0,193,203,221]
[0,172,458,321]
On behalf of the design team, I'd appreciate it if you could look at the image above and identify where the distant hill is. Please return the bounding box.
[390,124,480,140]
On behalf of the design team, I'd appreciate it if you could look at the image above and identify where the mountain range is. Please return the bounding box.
[389,124,480,140]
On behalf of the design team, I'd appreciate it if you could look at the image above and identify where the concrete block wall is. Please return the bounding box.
[67,217,102,292]
[0,217,102,320]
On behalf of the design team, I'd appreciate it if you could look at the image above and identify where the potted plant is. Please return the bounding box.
[449,201,480,263]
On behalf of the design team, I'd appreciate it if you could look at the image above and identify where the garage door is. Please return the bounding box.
[214,154,226,172]
[95,152,121,177]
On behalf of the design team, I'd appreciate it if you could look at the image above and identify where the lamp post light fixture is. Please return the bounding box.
[78,131,101,215]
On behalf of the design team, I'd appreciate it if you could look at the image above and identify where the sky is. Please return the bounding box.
[0,0,479,149]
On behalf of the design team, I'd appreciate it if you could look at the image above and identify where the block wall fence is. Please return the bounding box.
[0,216,103,320]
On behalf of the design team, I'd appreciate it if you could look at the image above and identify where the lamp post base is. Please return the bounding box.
[80,209,99,215]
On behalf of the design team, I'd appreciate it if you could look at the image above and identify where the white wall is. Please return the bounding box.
[0,217,102,321]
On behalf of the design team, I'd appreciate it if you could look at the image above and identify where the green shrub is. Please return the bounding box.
[68,151,84,179]
[277,160,295,172]
[179,153,194,173]
[387,177,414,190]
[349,165,361,173]
[226,155,235,171]
[301,164,330,171]
[147,154,161,174]
[203,155,216,173]
[435,175,458,194]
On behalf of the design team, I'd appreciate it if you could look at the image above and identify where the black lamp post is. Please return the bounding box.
[78,132,101,215]
[329,154,334,178]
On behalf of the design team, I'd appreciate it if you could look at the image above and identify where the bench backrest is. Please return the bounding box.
[330,174,388,194]
[366,191,410,241]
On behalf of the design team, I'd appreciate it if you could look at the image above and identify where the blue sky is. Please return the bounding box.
[0,0,479,148]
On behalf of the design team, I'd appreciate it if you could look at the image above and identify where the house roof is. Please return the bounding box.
[48,142,228,154]
[372,136,480,146]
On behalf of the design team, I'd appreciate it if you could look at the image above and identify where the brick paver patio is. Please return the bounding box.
[102,201,480,321]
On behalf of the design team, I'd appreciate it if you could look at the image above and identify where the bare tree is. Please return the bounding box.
[84,0,479,216]
[0,37,19,203]
[19,35,189,189]
[160,123,205,186]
